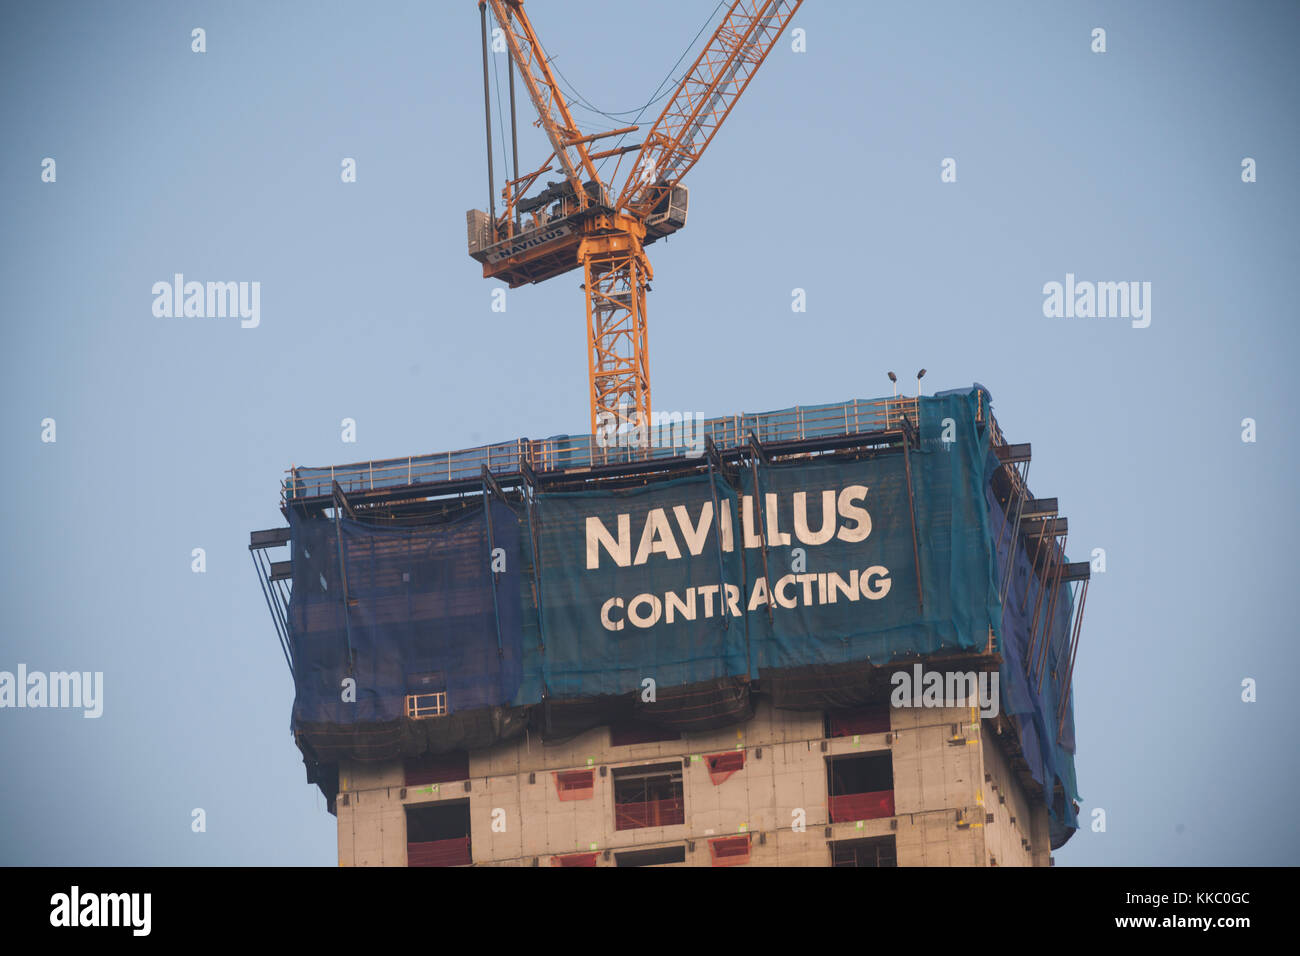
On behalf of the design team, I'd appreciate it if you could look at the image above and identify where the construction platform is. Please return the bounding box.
[251,384,1088,857]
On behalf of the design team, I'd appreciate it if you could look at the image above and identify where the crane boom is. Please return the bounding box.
[481,0,603,209]
[618,0,803,218]
[467,0,803,436]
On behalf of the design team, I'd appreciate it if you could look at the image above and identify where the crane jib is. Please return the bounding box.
[471,0,804,431]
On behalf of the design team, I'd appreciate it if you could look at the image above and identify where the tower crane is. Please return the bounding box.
[467,0,803,436]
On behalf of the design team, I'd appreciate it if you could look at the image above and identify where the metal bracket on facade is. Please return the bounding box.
[898,412,918,450]
[1027,530,1067,689]
[1055,569,1090,743]
[993,443,1033,609]
[480,464,510,505]
[331,480,356,520]
[519,455,541,491]
[249,528,294,676]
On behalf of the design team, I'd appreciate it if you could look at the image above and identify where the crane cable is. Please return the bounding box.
[544,2,728,178]
[491,32,512,191]
[549,58,679,122]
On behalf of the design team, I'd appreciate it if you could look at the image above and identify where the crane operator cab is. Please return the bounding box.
[466,182,688,287]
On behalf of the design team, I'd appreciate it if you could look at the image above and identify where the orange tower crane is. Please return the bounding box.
[468,0,804,435]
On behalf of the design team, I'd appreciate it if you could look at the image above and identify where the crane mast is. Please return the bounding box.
[468,0,802,436]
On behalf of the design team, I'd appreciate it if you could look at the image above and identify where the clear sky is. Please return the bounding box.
[1,0,1297,865]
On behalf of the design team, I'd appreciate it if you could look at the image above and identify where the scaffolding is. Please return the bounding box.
[249,384,1090,837]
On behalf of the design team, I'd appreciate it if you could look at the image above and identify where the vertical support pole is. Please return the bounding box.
[747,433,774,623]
[1022,530,1053,672]
[479,2,496,232]
[521,460,549,702]
[506,5,520,231]
[332,507,355,675]
[995,460,1029,569]
[251,549,294,675]
[1020,514,1052,613]
[272,573,292,631]
[1026,529,1066,682]
[705,448,731,634]
[1034,536,1067,693]
[997,461,1031,607]
[900,415,924,614]
[1056,577,1088,742]
[481,469,507,664]
[706,437,748,682]
[330,480,357,677]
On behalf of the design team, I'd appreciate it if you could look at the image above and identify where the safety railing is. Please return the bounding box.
[282,395,921,504]
[614,797,686,831]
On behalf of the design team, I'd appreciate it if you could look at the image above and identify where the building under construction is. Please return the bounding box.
[250,384,1088,866]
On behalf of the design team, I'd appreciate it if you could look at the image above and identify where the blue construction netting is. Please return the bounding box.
[287,500,529,724]
[535,473,750,697]
[283,385,1079,832]
[531,390,1001,692]
[985,466,1081,831]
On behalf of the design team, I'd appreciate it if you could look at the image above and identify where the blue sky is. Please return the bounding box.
[1,0,1297,865]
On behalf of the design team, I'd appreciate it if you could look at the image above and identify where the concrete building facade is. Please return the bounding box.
[335,695,1052,867]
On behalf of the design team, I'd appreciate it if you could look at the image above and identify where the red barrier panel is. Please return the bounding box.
[709,835,751,866]
[828,790,895,823]
[704,751,745,785]
[827,706,891,737]
[551,852,600,867]
[554,770,595,801]
[407,837,471,867]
